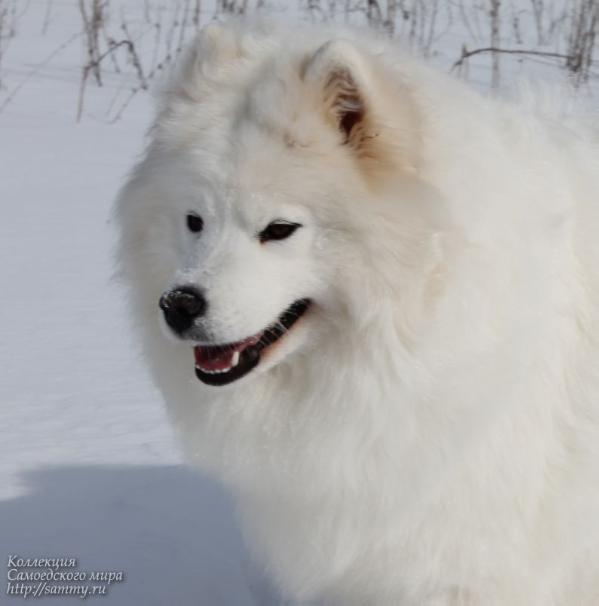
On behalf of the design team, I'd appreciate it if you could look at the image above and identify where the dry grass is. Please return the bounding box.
[1,1,597,119]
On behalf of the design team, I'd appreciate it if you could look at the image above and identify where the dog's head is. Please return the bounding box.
[117,22,448,388]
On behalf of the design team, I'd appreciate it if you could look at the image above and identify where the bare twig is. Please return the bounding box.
[0,1,7,89]
[0,32,81,113]
[77,37,147,121]
[78,0,106,86]
[452,46,577,71]
[566,0,598,85]
[41,0,54,35]
[120,22,148,89]
[489,0,501,88]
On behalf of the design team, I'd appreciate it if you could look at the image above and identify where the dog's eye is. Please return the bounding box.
[259,221,301,243]
[186,213,204,233]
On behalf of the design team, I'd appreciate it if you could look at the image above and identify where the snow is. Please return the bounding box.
[0,4,263,604]
[0,1,595,604]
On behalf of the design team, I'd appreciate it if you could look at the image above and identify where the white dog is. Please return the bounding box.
[116,20,599,605]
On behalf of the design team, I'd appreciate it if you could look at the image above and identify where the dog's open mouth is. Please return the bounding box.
[193,299,311,386]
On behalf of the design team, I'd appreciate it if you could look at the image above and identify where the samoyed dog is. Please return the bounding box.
[116,20,599,606]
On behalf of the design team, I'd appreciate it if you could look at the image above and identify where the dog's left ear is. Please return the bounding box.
[302,40,419,178]
[303,40,370,147]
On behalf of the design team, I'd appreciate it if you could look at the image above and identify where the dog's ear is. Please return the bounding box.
[302,40,370,148]
[181,24,242,83]
[196,24,243,68]
[302,40,419,179]
[165,23,247,104]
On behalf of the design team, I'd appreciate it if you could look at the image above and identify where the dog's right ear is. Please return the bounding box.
[165,23,246,104]
[182,24,242,82]
[302,39,419,180]
[194,24,243,71]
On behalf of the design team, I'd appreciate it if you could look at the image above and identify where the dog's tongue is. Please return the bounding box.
[194,347,235,372]
[194,335,261,372]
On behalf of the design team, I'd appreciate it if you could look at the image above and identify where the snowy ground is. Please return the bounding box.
[0,1,596,605]
[0,4,263,605]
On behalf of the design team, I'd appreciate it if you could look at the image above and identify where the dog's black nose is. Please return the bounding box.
[159,286,207,334]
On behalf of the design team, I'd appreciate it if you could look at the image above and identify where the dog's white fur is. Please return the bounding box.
[116,21,599,605]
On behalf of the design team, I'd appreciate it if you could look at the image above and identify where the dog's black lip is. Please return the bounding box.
[194,298,311,386]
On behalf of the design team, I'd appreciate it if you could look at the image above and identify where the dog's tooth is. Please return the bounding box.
[231,351,240,367]
[195,364,234,375]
